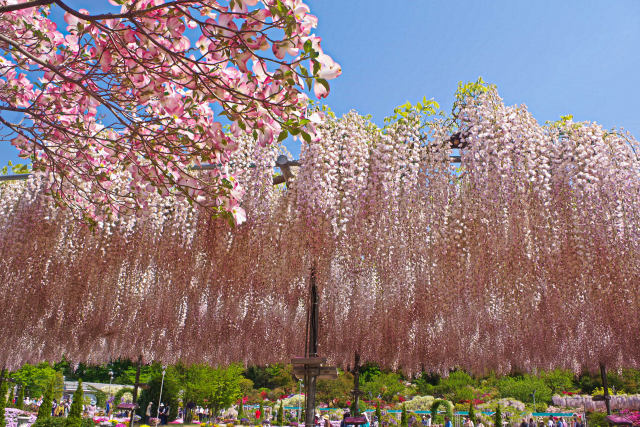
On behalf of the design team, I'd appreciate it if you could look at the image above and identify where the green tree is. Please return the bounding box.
[361,372,404,402]
[468,403,476,424]
[414,372,438,396]
[238,401,244,419]
[316,370,353,405]
[7,386,14,408]
[496,376,551,404]
[13,363,63,400]
[435,371,476,402]
[90,388,107,409]
[277,401,283,426]
[620,369,640,393]
[0,380,8,427]
[493,406,502,427]
[66,381,84,427]
[400,404,408,427]
[375,400,381,421]
[180,364,244,417]
[258,402,264,422]
[36,380,54,421]
[204,364,244,416]
[359,363,382,383]
[137,366,180,423]
[58,359,139,385]
[540,370,574,395]
[244,365,294,391]
[15,387,24,410]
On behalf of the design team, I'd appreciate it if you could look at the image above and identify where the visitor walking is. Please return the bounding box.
[161,403,170,425]
[444,416,452,427]
[146,401,153,424]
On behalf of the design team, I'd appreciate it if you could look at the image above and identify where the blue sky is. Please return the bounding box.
[2,0,639,163]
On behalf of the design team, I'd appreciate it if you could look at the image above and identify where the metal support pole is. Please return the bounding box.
[130,356,143,427]
[599,363,611,415]
[109,370,114,418]
[304,265,319,427]
[157,367,166,421]
[352,353,361,416]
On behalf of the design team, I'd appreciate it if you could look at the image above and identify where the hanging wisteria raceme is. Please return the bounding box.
[0,87,639,374]
[0,0,341,224]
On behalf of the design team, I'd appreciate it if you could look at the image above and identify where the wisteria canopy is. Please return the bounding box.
[1,87,639,375]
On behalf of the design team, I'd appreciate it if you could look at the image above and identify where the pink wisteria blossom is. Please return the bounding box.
[0,87,638,375]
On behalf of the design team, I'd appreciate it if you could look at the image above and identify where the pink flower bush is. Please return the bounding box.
[0,0,340,224]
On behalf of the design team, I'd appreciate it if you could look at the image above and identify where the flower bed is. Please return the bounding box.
[4,408,37,427]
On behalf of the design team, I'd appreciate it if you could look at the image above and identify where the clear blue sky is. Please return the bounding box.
[2,1,639,163]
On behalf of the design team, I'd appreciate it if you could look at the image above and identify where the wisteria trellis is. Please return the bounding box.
[0,88,639,374]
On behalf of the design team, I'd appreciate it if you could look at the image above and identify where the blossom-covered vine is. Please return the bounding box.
[0,86,638,375]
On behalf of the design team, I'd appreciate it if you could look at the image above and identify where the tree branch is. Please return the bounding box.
[0,0,53,14]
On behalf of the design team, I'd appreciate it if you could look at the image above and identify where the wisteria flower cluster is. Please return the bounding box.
[0,87,638,375]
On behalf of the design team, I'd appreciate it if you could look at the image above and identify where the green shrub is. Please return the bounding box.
[7,387,14,408]
[539,370,574,395]
[80,419,94,427]
[468,403,476,424]
[15,387,24,410]
[401,404,408,427]
[66,381,84,427]
[277,401,283,426]
[493,406,502,427]
[496,376,551,404]
[587,412,608,427]
[0,381,8,427]
[32,417,66,427]
[438,371,475,399]
[94,389,107,409]
[37,380,54,421]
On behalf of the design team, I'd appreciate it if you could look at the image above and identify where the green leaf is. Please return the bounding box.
[301,132,311,143]
[304,39,312,53]
[317,78,329,92]
[277,130,288,142]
